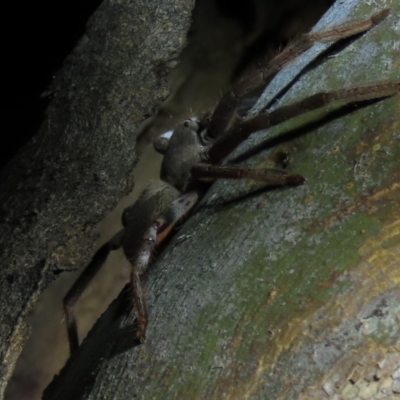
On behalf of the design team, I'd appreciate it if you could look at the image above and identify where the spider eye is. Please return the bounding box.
[184,121,189,127]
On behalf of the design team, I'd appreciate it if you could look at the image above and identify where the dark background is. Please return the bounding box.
[2,0,102,169]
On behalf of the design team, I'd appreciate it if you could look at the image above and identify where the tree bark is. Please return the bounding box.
[44,0,400,399]
[0,0,193,397]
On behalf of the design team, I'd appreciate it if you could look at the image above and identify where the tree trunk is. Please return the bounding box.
[44,1,400,399]
[0,0,193,397]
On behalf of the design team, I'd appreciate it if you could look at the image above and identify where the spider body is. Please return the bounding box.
[121,182,180,263]
[63,9,400,354]
[160,119,204,191]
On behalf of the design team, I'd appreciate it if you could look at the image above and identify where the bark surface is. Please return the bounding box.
[44,0,400,399]
[0,0,193,397]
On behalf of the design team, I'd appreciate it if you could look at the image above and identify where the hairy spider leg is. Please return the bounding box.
[207,80,400,165]
[206,9,390,141]
[191,164,305,187]
[130,191,199,341]
[63,230,124,354]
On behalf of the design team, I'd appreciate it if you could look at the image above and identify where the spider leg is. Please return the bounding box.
[205,9,390,140]
[129,191,199,341]
[130,224,158,342]
[206,80,400,164]
[234,9,390,99]
[63,230,124,354]
[191,164,304,187]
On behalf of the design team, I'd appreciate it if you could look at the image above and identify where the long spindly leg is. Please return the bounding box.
[191,164,305,187]
[206,9,390,140]
[130,224,158,342]
[130,191,199,341]
[234,8,390,99]
[63,230,124,354]
[206,80,400,164]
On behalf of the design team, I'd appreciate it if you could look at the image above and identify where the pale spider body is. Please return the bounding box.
[63,9,400,354]
[159,119,204,191]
